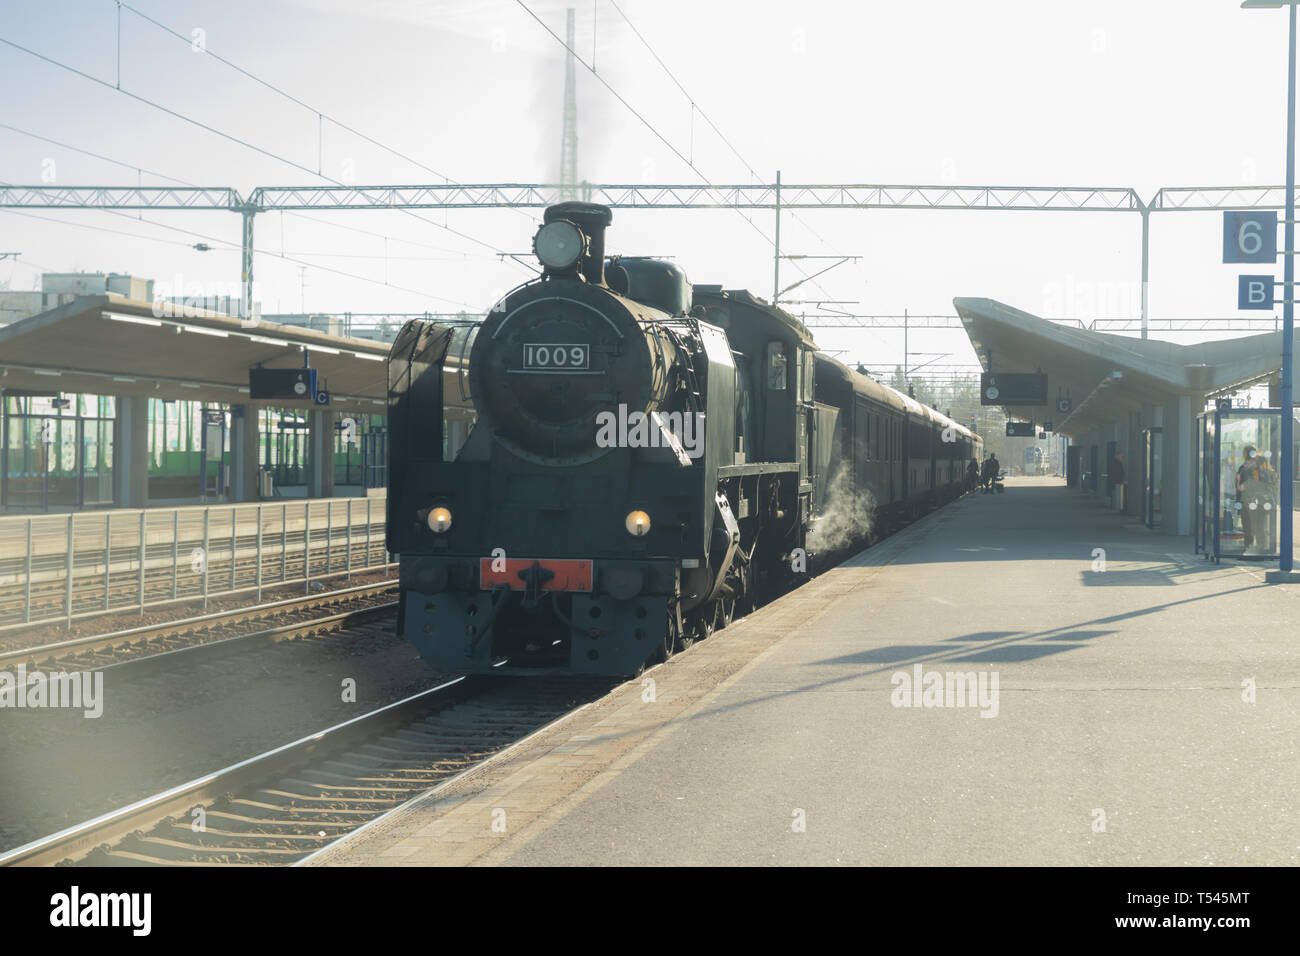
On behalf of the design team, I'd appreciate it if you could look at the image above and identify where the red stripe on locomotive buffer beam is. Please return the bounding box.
[479,558,594,592]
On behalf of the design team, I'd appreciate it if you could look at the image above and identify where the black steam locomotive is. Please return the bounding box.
[386,201,980,675]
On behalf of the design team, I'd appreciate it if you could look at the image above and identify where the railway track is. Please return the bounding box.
[0,675,611,866]
[0,580,399,674]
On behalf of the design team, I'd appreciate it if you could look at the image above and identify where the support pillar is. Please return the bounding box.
[1139,201,1150,341]
[240,206,257,326]
[309,409,336,499]
[1174,394,1194,536]
[1153,400,1194,536]
[1125,410,1143,518]
[114,395,149,508]
[230,404,260,501]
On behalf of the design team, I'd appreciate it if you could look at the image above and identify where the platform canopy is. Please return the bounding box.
[0,294,464,414]
[953,297,1292,437]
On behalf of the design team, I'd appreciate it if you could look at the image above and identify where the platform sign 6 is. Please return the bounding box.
[1238,275,1275,310]
[1223,211,1278,264]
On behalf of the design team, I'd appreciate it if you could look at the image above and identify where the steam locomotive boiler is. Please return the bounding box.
[386,201,980,676]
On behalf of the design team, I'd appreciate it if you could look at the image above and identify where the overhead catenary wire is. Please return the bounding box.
[0,205,480,310]
[0,128,492,310]
[7,9,850,312]
[514,1,789,257]
[607,0,873,333]
[0,121,492,260]
[115,1,525,212]
[0,140,490,306]
[605,2,846,254]
[0,34,530,268]
[584,0,848,304]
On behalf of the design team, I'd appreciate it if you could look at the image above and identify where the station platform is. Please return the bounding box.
[309,477,1300,866]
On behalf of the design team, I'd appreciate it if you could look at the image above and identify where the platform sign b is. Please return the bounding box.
[1238,275,1275,310]
[1223,211,1277,264]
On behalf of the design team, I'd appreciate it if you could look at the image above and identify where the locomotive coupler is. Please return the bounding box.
[517,561,555,609]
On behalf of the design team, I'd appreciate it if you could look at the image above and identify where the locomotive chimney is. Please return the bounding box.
[544,201,612,286]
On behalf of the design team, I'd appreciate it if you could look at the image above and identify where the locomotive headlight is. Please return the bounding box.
[427,506,453,533]
[625,510,651,537]
[533,220,586,270]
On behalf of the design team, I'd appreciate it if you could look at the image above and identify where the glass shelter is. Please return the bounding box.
[2,393,114,510]
[1196,406,1299,564]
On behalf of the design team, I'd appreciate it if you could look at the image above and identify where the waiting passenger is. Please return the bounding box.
[981,454,1000,493]
[966,458,979,493]
[1109,451,1126,511]
[1237,445,1277,556]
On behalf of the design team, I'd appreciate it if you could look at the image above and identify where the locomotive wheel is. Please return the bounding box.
[678,612,698,652]
[656,614,680,663]
[687,601,721,647]
[718,597,735,629]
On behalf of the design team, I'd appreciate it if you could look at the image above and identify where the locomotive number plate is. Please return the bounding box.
[522,343,589,371]
[479,557,593,592]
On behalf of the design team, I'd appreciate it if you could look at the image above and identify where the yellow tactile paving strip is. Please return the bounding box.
[307,505,959,866]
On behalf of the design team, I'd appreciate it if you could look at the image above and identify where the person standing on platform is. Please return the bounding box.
[1108,451,1126,511]
[1237,445,1278,556]
[967,457,979,493]
[982,454,1000,493]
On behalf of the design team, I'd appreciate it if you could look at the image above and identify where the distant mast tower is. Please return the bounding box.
[559,7,578,200]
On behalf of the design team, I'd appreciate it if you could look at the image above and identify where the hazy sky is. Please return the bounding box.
[0,0,1296,372]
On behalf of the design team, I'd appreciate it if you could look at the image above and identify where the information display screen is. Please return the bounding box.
[981,372,1048,406]
[250,367,317,400]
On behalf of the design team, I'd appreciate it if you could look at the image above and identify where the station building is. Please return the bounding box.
[0,273,472,512]
[955,297,1300,562]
